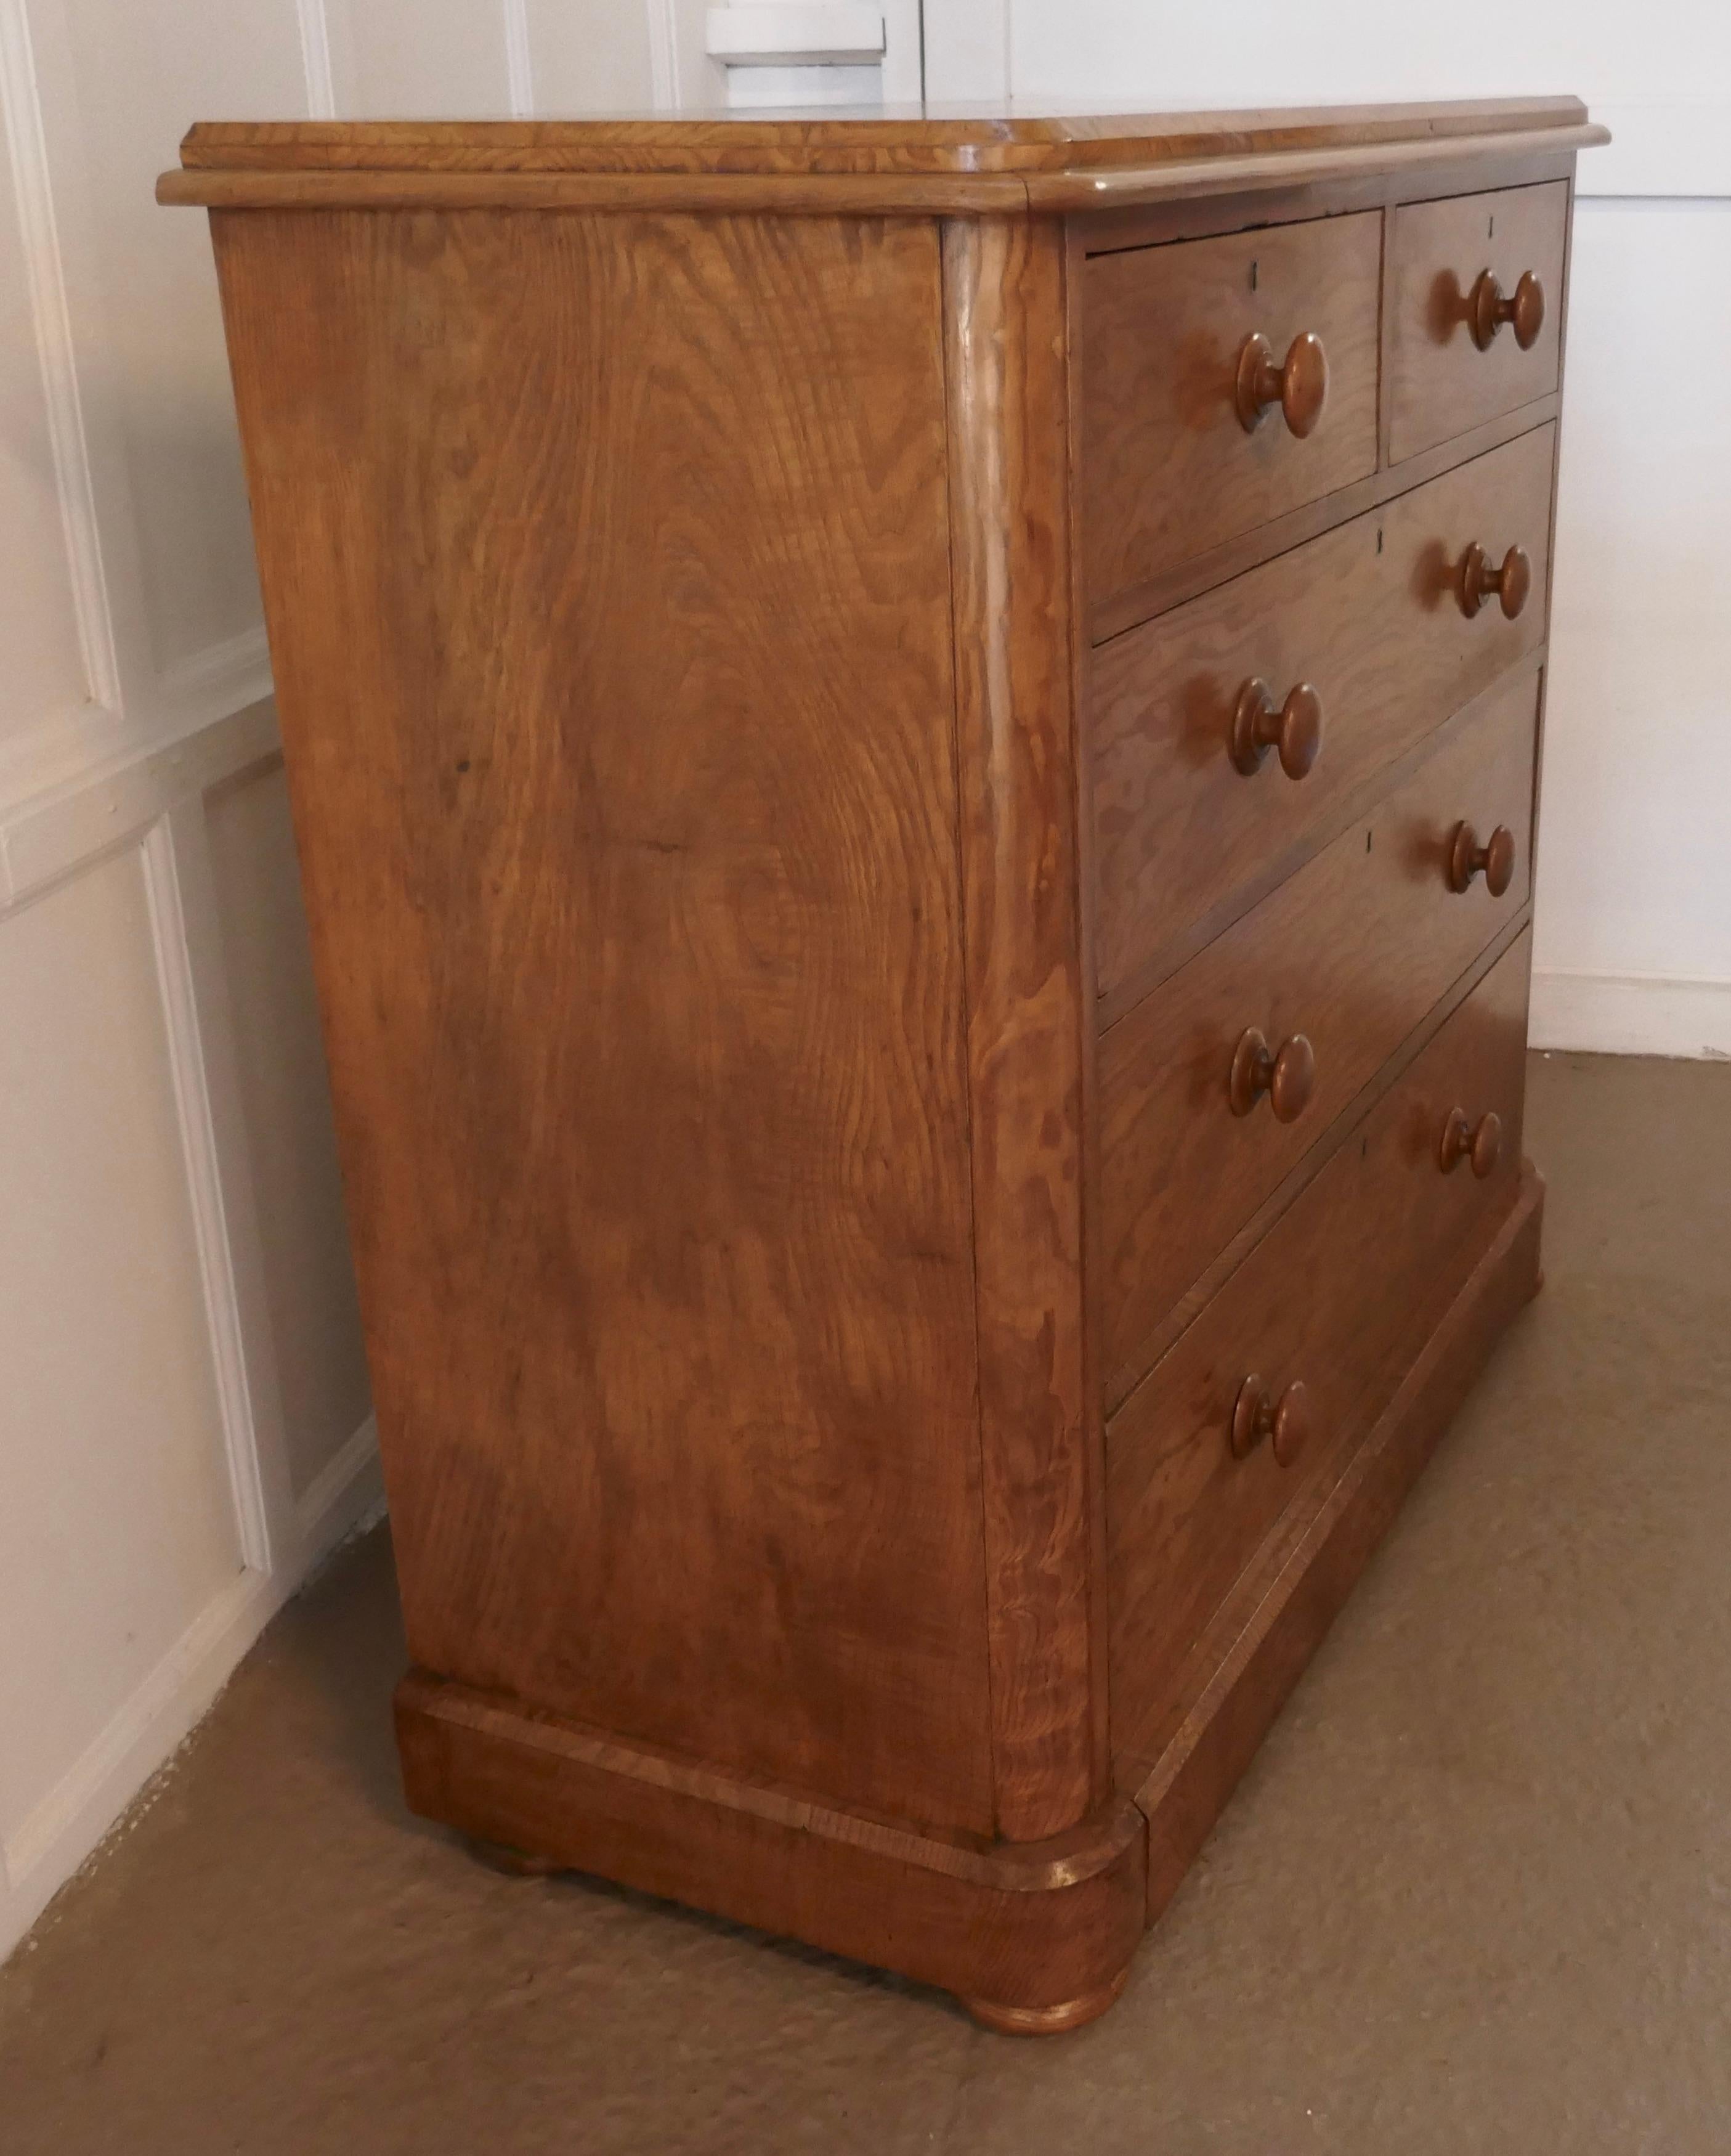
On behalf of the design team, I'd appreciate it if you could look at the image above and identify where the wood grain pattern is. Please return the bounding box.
[176,111,1594,2030]
[1098,667,1540,1406]
[1108,930,1534,1764]
[180,99,1597,176]
[1086,397,1559,646]
[1081,213,1382,608]
[212,205,1000,1836]
[943,216,1106,1842]
[1130,1163,1544,1917]
[160,168,1030,218]
[1091,425,1556,1018]
[163,107,1607,221]
[1387,182,1568,463]
[1023,126,1604,214]
[395,1670,1148,2024]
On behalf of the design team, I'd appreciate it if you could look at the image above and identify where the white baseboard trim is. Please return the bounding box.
[0,1411,381,1967]
[1530,969,1731,1061]
[295,1412,384,1545]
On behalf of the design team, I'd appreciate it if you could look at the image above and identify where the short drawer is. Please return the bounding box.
[1091,425,1555,1017]
[1099,665,1538,1406]
[1387,182,1568,464]
[1107,927,1534,1765]
[1081,212,1382,618]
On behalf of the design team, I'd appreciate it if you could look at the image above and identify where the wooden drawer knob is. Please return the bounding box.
[1459,542,1532,620]
[1469,268,1545,352]
[1234,330,1329,437]
[1229,1027,1315,1122]
[1447,820,1517,897]
[1230,679,1324,779]
[1231,1375,1312,1466]
[1439,1106,1503,1178]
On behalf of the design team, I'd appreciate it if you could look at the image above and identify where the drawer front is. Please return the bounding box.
[1092,425,1554,1016]
[1108,928,1534,1763]
[1099,667,1538,1405]
[1387,182,1568,465]
[1082,213,1382,617]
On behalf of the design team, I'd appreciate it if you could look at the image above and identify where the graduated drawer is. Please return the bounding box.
[1099,667,1538,1407]
[1387,182,1568,464]
[1092,425,1555,1018]
[1106,927,1534,1764]
[1081,212,1382,619]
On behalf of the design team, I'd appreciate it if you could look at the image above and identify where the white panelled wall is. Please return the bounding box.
[0,0,737,1969]
[925,0,1731,1057]
[1,0,1719,1971]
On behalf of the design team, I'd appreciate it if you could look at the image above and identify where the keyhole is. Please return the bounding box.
[1376,526,1384,555]
[1366,830,1374,853]
[1488,214,1496,239]
[1250,258,1259,292]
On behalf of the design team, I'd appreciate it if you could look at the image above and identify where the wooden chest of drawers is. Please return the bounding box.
[164,95,1606,2033]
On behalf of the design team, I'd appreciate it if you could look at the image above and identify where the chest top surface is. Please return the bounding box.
[160,97,1607,214]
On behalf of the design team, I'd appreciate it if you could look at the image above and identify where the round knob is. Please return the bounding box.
[1230,680,1324,780]
[1447,821,1517,897]
[1439,1106,1503,1179]
[1229,1027,1316,1122]
[1469,268,1545,352]
[1231,1376,1313,1467]
[1459,542,1532,620]
[1234,330,1329,437]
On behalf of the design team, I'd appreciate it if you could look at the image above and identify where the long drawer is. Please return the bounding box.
[1090,425,1555,1018]
[1107,927,1534,1765]
[1081,211,1382,617]
[1099,667,1538,1405]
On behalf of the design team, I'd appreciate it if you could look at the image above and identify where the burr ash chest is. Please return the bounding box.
[163,94,1606,2031]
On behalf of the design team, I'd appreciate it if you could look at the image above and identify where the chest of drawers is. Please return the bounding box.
[164,94,1606,2033]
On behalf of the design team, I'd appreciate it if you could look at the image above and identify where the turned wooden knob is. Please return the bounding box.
[1231,1375,1312,1466]
[1459,542,1532,620]
[1447,821,1517,897]
[1230,1027,1315,1121]
[1230,680,1324,779]
[1439,1106,1503,1179]
[1234,330,1329,437]
[1469,268,1545,352]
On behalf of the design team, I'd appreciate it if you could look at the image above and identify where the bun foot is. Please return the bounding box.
[960,1964,1130,2036]
[465,1835,562,1878]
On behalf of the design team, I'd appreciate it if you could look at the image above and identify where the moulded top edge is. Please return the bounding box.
[176,97,1595,179]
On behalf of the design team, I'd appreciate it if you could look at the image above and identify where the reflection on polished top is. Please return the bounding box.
[159,96,1608,212]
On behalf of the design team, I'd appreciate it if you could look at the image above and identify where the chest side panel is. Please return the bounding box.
[212,205,997,1835]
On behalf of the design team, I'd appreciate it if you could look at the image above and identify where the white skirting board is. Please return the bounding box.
[0,1420,383,1967]
[1530,970,1731,1062]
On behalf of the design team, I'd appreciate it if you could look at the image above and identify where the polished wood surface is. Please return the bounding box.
[1386,181,1568,462]
[1439,1105,1504,1178]
[213,205,1000,1834]
[1448,820,1519,895]
[1459,539,1533,619]
[396,1670,1147,2028]
[1108,931,1534,1767]
[1081,212,1382,604]
[1090,425,1554,1017]
[1234,328,1329,436]
[1228,677,1325,780]
[176,97,1599,174]
[1099,669,1539,1404]
[942,214,1106,1841]
[1470,266,1546,352]
[1132,1164,1544,1918]
[1229,1377,1313,1467]
[175,103,1596,2031]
